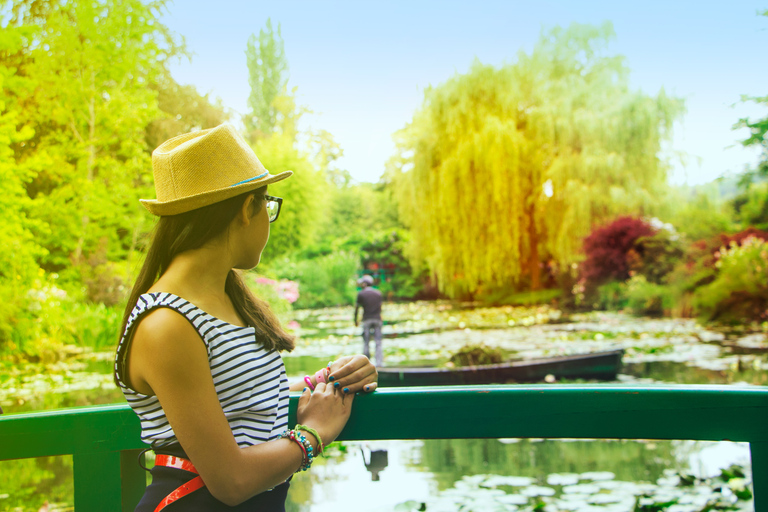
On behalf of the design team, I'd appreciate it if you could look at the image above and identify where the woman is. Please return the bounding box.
[114,124,378,510]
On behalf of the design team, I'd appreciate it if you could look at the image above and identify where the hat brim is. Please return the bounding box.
[140,171,293,216]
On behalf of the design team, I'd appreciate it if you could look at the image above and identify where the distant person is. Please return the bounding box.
[355,275,384,366]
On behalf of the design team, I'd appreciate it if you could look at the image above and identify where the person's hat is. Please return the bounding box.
[358,275,374,285]
[140,124,292,216]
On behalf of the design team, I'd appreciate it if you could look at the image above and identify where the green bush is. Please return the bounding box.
[693,236,768,323]
[272,251,359,309]
[624,275,674,317]
[4,279,124,359]
[597,276,674,317]
[596,281,628,311]
[359,229,426,300]
[631,227,684,284]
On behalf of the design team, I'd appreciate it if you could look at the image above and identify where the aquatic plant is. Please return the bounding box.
[448,343,504,367]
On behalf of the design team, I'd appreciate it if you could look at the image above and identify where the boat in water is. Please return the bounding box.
[377,349,624,386]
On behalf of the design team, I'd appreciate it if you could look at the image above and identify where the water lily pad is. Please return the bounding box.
[480,476,534,487]
[547,473,580,486]
[497,494,528,505]
[588,493,622,504]
[554,504,608,512]
[520,485,555,497]
[666,505,701,512]
[562,483,601,494]
[579,471,615,481]
[657,475,681,487]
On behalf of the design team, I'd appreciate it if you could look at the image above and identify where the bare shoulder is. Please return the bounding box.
[134,308,200,350]
[130,307,208,393]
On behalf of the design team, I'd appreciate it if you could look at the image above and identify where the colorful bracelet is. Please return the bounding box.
[280,429,314,471]
[303,375,315,391]
[314,367,327,384]
[296,424,324,455]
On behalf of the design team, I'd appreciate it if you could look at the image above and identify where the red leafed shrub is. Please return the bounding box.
[713,227,768,252]
[581,216,656,288]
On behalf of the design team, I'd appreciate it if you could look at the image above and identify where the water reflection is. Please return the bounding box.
[623,360,768,386]
[361,446,389,481]
[284,439,752,512]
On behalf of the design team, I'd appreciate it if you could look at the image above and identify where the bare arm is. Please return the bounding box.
[130,309,352,506]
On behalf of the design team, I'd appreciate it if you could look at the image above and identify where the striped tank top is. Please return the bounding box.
[114,292,290,448]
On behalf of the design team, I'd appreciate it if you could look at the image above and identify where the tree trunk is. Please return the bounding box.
[73,96,96,263]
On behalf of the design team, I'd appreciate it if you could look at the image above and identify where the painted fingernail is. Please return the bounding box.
[329,376,335,381]
[365,386,370,392]
[343,388,349,393]
[303,387,308,392]
[333,382,339,388]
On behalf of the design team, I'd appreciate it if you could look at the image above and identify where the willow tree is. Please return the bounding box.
[390,23,683,297]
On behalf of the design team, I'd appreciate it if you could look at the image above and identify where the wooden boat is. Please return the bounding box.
[377,349,624,386]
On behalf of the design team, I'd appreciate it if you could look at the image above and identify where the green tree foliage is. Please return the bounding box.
[732,180,768,230]
[241,20,331,260]
[734,9,768,179]
[389,23,683,298]
[0,19,47,343]
[244,18,289,142]
[8,0,180,291]
[0,1,202,354]
[666,184,736,242]
[145,70,230,150]
[255,134,325,260]
[730,10,768,230]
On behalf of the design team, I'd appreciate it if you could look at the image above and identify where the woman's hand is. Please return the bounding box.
[328,355,378,394]
[296,382,353,446]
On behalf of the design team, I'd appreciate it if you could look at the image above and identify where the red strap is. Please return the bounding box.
[153,455,205,512]
[155,454,199,474]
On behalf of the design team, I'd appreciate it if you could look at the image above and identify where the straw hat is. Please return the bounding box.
[141,124,292,216]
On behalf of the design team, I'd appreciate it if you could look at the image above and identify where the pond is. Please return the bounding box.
[1,302,764,511]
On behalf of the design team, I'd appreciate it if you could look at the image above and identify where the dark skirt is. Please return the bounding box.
[135,444,290,512]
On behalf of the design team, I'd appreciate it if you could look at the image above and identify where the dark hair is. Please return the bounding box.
[118,188,295,357]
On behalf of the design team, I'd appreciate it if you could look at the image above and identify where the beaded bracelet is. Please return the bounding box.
[280,429,314,471]
[296,424,324,456]
[303,375,315,391]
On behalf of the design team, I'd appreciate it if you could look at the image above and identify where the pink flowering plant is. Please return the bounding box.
[246,274,299,324]
[253,277,300,304]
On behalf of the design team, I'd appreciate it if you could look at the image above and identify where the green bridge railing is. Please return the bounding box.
[1,385,767,510]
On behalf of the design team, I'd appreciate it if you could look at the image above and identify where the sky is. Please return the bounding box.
[160,1,768,186]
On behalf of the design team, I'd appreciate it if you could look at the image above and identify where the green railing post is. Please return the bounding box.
[73,451,123,511]
[121,449,147,511]
[752,442,768,510]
